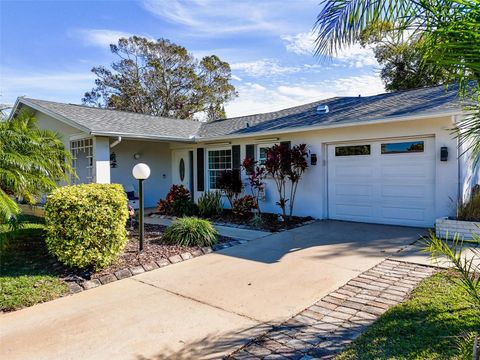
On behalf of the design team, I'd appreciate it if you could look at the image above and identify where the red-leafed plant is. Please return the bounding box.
[242,157,265,213]
[232,195,258,218]
[264,143,309,220]
[216,169,243,208]
[157,184,193,216]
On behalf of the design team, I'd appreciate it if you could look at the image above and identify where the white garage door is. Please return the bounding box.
[327,137,435,227]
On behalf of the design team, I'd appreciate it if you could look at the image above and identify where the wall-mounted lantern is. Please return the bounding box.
[440,147,448,162]
[110,152,117,168]
[311,153,317,166]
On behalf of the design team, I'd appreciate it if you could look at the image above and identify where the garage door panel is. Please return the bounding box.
[381,207,426,222]
[335,204,374,217]
[334,165,373,178]
[381,184,431,198]
[328,137,435,227]
[335,184,373,196]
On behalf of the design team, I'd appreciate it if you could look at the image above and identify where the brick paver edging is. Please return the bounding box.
[227,259,437,360]
[67,238,248,293]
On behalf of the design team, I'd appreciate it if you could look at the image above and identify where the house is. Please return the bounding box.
[10,84,479,227]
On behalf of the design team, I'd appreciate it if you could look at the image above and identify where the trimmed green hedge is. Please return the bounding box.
[45,184,128,270]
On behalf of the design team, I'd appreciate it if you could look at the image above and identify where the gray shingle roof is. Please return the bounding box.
[196,84,463,138]
[18,84,464,141]
[21,98,201,140]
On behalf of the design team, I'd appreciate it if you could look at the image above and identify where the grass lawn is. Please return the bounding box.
[337,272,480,360]
[0,215,69,312]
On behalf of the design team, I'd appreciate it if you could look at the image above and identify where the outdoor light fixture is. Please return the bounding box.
[133,153,141,160]
[132,163,151,252]
[310,153,317,166]
[440,147,448,161]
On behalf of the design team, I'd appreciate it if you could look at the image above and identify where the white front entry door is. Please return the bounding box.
[327,137,436,227]
[172,150,191,191]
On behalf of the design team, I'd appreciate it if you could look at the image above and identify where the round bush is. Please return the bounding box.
[163,217,218,247]
[45,184,129,270]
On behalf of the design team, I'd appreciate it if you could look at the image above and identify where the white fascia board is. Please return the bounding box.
[196,109,465,142]
[90,131,196,143]
[13,98,92,133]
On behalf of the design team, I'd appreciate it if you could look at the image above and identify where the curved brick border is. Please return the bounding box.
[227,259,437,360]
[67,239,247,293]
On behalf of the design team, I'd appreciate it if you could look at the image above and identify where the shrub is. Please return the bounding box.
[216,169,242,207]
[45,184,128,270]
[163,217,218,247]
[197,191,223,217]
[457,187,480,221]
[242,157,266,213]
[232,195,258,217]
[157,184,194,217]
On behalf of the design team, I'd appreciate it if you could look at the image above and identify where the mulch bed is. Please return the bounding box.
[92,223,231,279]
[209,210,314,232]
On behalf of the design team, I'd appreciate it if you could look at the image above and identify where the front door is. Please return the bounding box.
[172,150,192,193]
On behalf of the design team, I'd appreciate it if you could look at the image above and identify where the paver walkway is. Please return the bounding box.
[228,259,436,359]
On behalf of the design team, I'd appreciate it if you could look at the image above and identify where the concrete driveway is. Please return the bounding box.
[0,221,428,360]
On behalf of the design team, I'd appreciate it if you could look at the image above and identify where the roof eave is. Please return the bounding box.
[90,131,197,142]
[197,109,466,142]
[13,97,92,134]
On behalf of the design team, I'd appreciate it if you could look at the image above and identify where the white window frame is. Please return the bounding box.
[256,143,276,166]
[207,147,232,191]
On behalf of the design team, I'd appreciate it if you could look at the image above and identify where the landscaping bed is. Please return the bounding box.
[0,218,233,312]
[152,211,314,232]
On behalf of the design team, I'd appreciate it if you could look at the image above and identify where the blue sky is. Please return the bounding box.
[0,0,384,117]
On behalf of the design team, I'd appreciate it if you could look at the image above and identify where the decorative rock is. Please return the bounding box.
[142,262,159,272]
[168,254,183,264]
[191,249,203,257]
[115,268,132,280]
[130,265,145,276]
[81,279,101,290]
[99,274,117,285]
[156,258,171,267]
[68,282,83,293]
[180,252,193,261]
[201,246,213,254]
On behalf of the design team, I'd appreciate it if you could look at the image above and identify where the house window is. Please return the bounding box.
[208,149,232,190]
[335,145,371,156]
[381,141,424,154]
[257,144,274,165]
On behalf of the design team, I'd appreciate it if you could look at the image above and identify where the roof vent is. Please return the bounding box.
[316,104,329,114]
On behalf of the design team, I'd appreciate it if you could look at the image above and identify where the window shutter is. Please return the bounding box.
[246,144,255,160]
[232,145,241,170]
[197,148,205,192]
[280,141,291,150]
[245,144,255,175]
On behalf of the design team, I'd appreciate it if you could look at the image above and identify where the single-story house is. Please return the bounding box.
[10,84,479,227]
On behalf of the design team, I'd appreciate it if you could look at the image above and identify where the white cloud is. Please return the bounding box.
[334,44,378,68]
[281,31,316,55]
[141,0,305,35]
[282,31,378,68]
[231,59,300,77]
[75,29,134,47]
[225,75,384,118]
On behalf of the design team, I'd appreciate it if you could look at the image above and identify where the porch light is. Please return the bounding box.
[132,163,151,252]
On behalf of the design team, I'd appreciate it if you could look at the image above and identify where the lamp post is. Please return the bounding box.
[132,163,151,252]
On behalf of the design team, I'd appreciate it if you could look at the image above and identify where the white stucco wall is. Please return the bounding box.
[33,110,86,148]
[190,116,461,224]
[110,139,172,208]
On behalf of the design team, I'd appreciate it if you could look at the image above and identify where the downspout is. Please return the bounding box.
[110,136,122,148]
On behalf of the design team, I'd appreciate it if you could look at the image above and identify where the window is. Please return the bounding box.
[257,144,274,165]
[208,149,232,189]
[335,145,371,156]
[381,141,424,154]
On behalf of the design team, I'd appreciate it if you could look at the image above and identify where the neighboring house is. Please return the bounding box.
[10,84,479,227]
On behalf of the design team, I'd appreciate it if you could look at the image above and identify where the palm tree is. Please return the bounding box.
[314,0,480,159]
[0,110,74,223]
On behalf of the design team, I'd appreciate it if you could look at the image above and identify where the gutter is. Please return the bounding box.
[109,136,122,148]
